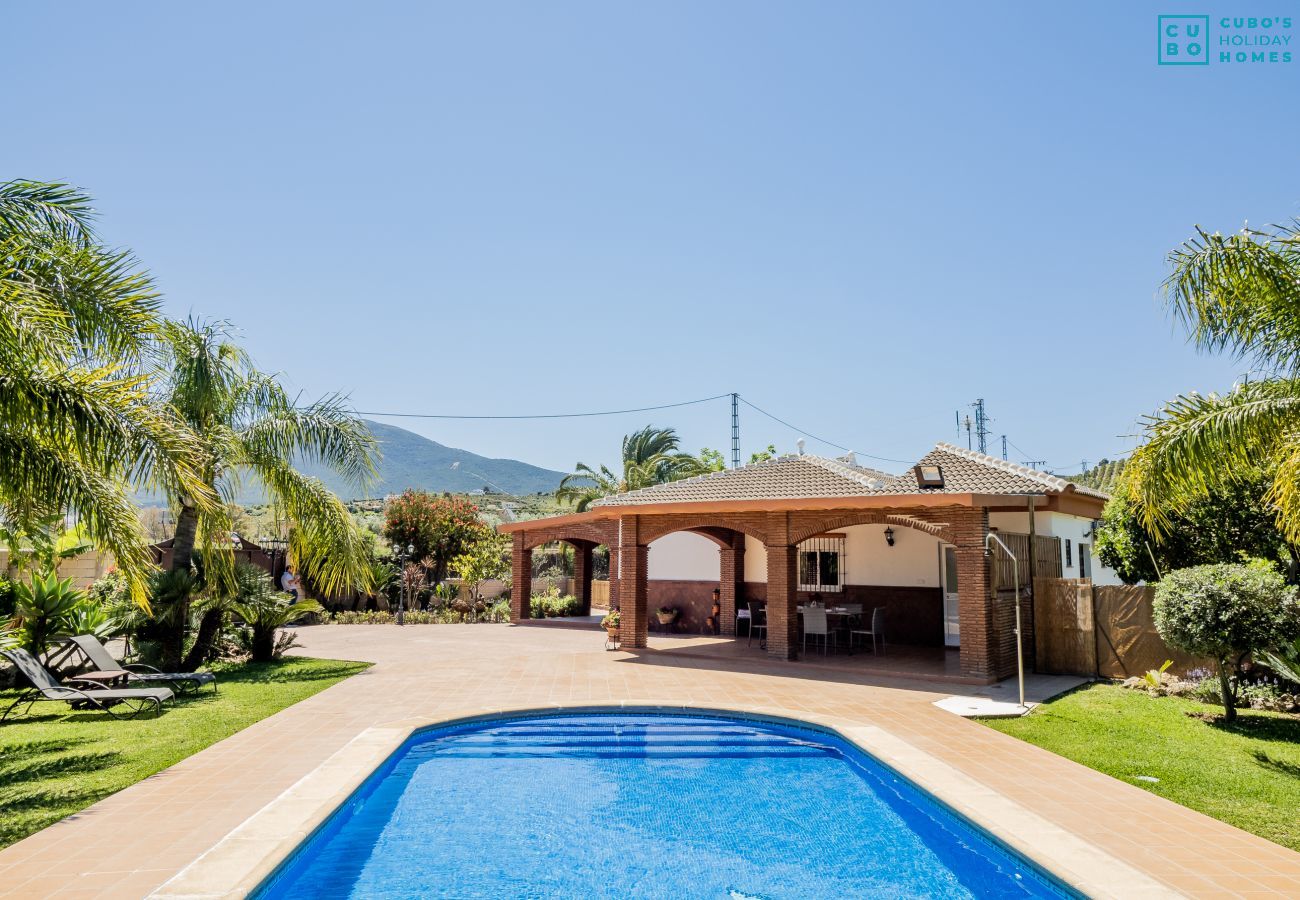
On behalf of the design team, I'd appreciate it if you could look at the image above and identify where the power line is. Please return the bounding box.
[735,396,914,464]
[1006,438,1036,462]
[352,393,732,420]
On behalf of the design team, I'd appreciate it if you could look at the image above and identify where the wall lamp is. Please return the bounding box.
[883,527,895,547]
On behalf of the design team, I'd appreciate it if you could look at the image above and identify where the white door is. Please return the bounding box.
[940,544,960,647]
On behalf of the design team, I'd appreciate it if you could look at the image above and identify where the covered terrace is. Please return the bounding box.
[501,444,1108,683]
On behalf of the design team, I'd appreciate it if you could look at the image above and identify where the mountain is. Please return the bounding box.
[295,420,566,500]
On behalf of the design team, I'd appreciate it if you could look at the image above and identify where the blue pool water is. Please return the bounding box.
[255,712,1075,899]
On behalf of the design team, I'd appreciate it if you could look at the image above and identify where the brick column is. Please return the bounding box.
[607,545,620,611]
[618,517,648,648]
[719,542,745,636]
[571,541,593,616]
[952,506,993,681]
[510,533,531,622]
[765,512,798,660]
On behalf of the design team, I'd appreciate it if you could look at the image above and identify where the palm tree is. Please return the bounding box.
[154,318,379,667]
[0,180,209,604]
[557,425,710,511]
[1127,218,1300,543]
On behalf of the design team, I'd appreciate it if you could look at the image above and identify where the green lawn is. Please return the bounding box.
[983,683,1300,851]
[0,656,369,849]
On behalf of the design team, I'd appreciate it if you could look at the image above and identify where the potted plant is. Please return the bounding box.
[656,606,678,626]
[601,609,621,640]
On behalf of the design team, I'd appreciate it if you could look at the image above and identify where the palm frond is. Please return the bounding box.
[0,180,98,245]
[237,392,379,494]
[0,430,155,605]
[252,456,372,596]
[1125,379,1300,536]
[1165,222,1300,374]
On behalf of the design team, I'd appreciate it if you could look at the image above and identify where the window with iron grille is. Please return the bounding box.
[798,534,845,592]
[1064,538,1072,568]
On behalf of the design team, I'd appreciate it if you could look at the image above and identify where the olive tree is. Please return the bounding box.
[1153,560,1300,721]
[451,531,509,619]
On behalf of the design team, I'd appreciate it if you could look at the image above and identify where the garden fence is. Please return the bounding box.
[1032,578,1204,678]
[0,549,115,590]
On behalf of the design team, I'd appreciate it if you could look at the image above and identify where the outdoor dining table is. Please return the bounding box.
[796,606,861,654]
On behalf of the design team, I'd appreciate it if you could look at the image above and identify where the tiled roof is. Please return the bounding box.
[881,443,1065,495]
[591,442,1108,507]
[591,455,893,506]
[887,443,1111,499]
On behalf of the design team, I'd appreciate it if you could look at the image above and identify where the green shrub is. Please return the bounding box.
[0,576,14,618]
[330,610,396,625]
[530,585,580,619]
[1154,560,1300,721]
[327,601,512,626]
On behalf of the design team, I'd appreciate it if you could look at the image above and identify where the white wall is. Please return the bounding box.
[646,531,720,581]
[742,527,939,586]
[744,534,766,581]
[843,523,941,586]
[988,510,1121,586]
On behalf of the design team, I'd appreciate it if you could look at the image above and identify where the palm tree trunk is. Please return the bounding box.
[161,501,200,670]
[182,608,223,671]
[171,501,199,574]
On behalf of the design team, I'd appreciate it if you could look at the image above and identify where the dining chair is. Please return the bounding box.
[802,607,832,656]
[746,601,768,647]
[850,607,885,655]
[837,603,863,648]
[735,603,751,638]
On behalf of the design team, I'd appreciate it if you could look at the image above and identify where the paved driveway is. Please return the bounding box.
[1,624,1298,898]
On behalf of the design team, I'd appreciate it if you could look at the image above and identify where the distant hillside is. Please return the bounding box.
[218,420,564,504]
[1066,458,1127,495]
[309,420,566,500]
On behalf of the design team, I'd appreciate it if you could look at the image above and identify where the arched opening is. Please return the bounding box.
[515,538,616,622]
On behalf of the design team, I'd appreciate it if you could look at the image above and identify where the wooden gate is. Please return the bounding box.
[1033,578,1096,675]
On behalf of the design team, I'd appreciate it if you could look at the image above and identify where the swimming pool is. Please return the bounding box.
[254,711,1075,898]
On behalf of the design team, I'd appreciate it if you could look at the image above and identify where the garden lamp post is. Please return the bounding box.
[394,542,414,626]
[984,532,1025,708]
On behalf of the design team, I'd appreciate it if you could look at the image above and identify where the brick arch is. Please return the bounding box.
[686,526,745,549]
[788,510,955,546]
[521,521,618,552]
[637,513,769,546]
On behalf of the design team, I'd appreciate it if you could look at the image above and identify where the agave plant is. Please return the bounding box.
[1260,638,1300,685]
[13,573,85,658]
[61,601,118,644]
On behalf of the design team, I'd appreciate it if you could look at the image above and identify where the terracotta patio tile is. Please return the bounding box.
[0,624,1297,898]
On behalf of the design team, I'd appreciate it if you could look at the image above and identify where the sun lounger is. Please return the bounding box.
[1,648,172,722]
[66,635,218,695]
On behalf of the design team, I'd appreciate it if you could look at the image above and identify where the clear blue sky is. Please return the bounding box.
[5,2,1297,475]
